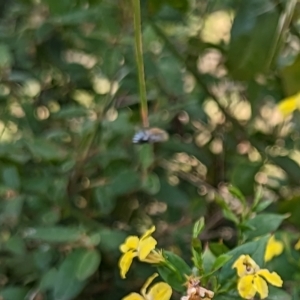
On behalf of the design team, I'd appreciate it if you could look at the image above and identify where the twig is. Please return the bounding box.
[132,0,149,128]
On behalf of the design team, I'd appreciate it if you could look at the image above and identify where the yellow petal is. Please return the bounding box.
[140,226,156,241]
[148,282,172,300]
[141,273,159,297]
[264,236,284,262]
[232,254,259,277]
[295,239,300,250]
[277,93,300,117]
[122,293,144,300]
[119,250,137,279]
[237,275,257,299]
[138,236,157,260]
[253,275,268,299]
[257,269,283,287]
[120,236,139,253]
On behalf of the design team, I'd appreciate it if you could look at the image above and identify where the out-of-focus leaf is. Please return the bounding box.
[110,170,140,196]
[0,286,29,300]
[53,250,86,300]
[94,186,116,215]
[25,139,67,161]
[230,160,262,196]
[243,213,287,240]
[0,196,24,226]
[271,155,300,185]
[75,249,101,281]
[24,226,84,243]
[279,196,300,226]
[281,54,300,96]
[141,173,160,195]
[4,236,26,256]
[2,166,20,190]
[227,0,280,79]
[0,43,13,68]
[156,179,189,208]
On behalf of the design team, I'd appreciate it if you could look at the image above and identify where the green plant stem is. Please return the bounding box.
[132,0,149,128]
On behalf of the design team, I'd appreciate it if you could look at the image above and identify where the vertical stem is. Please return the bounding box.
[132,0,149,128]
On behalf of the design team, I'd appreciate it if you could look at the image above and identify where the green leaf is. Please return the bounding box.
[228,185,246,206]
[25,139,67,161]
[0,195,24,226]
[227,0,281,79]
[0,43,13,68]
[5,236,26,256]
[141,173,160,195]
[39,268,58,291]
[281,54,300,95]
[75,249,101,281]
[211,254,232,272]
[271,155,300,185]
[158,251,191,292]
[230,160,262,196]
[110,170,140,196]
[243,213,288,240]
[209,243,229,257]
[254,199,273,212]
[138,143,154,172]
[24,226,84,243]
[2,166,20,190]
[0,287,29,300]
[202,247,216,274]
[193,217,205,238]
[53,250,87,300]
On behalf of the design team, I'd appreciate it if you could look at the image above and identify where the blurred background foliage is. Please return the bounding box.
[1,0,300,299]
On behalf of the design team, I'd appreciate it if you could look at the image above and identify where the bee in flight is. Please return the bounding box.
[132,127,169,144]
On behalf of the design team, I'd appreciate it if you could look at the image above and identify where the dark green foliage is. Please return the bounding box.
[0,0,300,299]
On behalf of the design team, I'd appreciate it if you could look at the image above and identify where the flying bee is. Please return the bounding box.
[132,127,169,144]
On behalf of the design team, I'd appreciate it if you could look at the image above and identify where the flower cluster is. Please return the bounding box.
[181,275,214,300]
[119,226,164,279]
[119,226,172,300]
[232,254,283,299]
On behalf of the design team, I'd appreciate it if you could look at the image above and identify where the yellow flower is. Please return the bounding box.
[232,255,283,299]
[295,239,300,250]
[119,226,164,278]
[122,273,172,300]
[264,235,284,262]
[278,92,300,117]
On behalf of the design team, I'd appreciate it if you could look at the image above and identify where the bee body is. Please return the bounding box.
[132,127,169,144]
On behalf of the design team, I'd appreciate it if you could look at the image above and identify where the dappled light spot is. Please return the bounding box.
[23,79,41,97]
[200,10,232,44]
[203,99,225,125]
[64,50,97,69]
[35,106,50,120]
[75,196,88,209]
[72,90,94,108]
[106,108,118,122]
[0,84,10,97]
[183,74,195,93]
[93,76,119,95]
[178,111,189,124]
[209,137,223,154]
[197,49,225,77]
[48,101,60,113]
[9,102,25,118]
